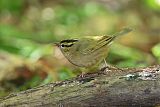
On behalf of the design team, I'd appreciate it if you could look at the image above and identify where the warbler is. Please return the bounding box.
[55,28,132,68]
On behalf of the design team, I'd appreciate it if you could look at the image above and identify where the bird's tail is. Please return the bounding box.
[112,27,132,38]
[104,27,132,45]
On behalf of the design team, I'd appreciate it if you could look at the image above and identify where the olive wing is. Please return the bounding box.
[79,36,113,54]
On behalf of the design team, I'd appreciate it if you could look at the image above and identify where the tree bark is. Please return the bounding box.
[0,65,160,107]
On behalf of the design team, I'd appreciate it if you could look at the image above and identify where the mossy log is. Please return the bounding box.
[0,65,160,107]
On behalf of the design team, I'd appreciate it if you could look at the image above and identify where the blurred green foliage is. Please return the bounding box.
[152,43,160,63]
[145,0,160,11]
[0,0,24,15]
[58,67,75,80]
[0,0,159,97]
[108,44,149,67]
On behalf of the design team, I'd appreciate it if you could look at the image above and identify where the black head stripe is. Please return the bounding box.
[61,44,74,47]
[60,39,78,48]
[60,39,78,44]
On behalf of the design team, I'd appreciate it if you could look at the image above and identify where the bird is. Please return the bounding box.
[55,28,132,68]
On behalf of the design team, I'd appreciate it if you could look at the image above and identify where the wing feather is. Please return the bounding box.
[81,28,132,54]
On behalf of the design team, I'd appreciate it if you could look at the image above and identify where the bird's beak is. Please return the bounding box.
[53,42,60,47]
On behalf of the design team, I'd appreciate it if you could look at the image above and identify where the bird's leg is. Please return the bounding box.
[103,58,110,72]
[78,68,88,78]
[79,71,85,78]
[102,59,121,72]
[78,67,98,78]
[103,59,108,67]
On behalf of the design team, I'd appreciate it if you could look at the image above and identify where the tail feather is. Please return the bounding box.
[113,27,132,38]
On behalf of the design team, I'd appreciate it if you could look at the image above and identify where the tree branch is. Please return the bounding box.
[0,65,160,107]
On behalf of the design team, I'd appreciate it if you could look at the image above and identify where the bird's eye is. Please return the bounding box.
[61,44,65,48]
